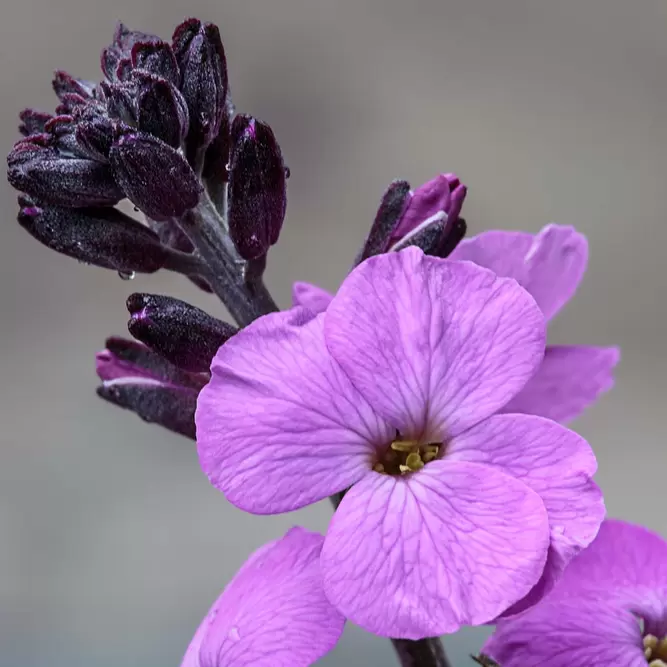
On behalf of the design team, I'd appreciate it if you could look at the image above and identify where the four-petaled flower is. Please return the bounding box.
[196,248,604,639]
[181,527,345,667]
[293,224,620,424]
[484,519,667,667]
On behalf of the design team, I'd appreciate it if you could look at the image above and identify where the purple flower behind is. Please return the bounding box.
[181,527,345,667]
[196,248,604,639]
[484,519,667,667]
[294,224,620,424]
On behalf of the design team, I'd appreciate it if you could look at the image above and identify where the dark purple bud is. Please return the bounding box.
[55,93,89,115]
[7,141,124,207]
[74,117,114,161]
[126,293,236,372]
[131,41,179,86]
[19,109,53,137]
[100,81,137,124]
[436,217,467,259]
[356,180,411,263]
[109,130,202,220]
[227,115,287,260]
[101,22,161,81]
[201,95,233,213]
[52,71,97,100]
[17,203,168,273]
[44,114,75,136]
[389,212,450,254]
[388,173,467,247]
[172,18,228,163]
[136,76,189,147]
[96,337,204,439]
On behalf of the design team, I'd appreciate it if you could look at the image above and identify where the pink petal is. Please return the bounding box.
[320,461,550,639]
[324,248,546,440]
[181,527,345,667]
[291,281,333,314]
[501,345,620,423]
[450,225,588,320]
[447,414,604,615]
[484,596,647,667]
[196,308,392,513]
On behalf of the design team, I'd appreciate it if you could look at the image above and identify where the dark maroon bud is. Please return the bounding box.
[17,203,168,273]
[126,293,237,372]
[356,180,411,263]
[52,71,97,100]
[136,76,189,147]
[131,41,179,85]
[201,95,233,213]
[100,81,137,124]
[172,18,228,164]
[74,117,114,161]
[109,130,202,220]
[44,115,75,136]
[227,115,287,260]
[101,22,161,81]
[389,213,449,254]
[95,337,204,439]
[54,93,89,115]
[8,142,123,207]
[19,109,53,137]
[436,217,467,258]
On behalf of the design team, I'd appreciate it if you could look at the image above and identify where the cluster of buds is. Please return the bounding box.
[6,18,468,441]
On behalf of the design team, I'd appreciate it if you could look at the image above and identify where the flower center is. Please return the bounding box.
[644,634,667,665]
[373,437,442,476]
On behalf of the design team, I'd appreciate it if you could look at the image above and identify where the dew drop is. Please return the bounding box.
[284,165,291,179]
[118,270,136,281]
[225,162,231,172]
[228,626,241,642]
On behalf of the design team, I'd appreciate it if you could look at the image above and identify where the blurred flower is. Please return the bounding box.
[450,224,620,422]
[484,519,667,667]
[196,248,604,638]
[180,527,345,667]
[294,224,620,424]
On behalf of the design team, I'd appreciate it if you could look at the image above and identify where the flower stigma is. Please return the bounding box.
[644,634,667,666]
[373,436,441,476]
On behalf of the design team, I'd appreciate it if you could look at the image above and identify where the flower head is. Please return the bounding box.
[294,223,620,423]
[181,527,345,667]
[196,248,604,638]
[484,519,667,667]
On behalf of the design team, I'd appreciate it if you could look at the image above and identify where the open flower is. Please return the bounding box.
[181,527,345,667]
[294,224,619,423]
[196,248,604,638]
[484,519,667,667]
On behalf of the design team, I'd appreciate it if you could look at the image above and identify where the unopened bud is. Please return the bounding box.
[17,202,168,273]
[131,40,180,86]
[136,75,189,147]
[126,293,237,372]
[52,70,97,101]
[19,109,54,137]
[95,337,204,439]
[109,130,202,220]
[227,114,287,260]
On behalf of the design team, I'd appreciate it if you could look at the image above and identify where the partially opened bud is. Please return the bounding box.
[17,202,168,273]
[101,23,161,82]
[109,130,202,220]
[227,114,287,260]
[172,19,228,163]
[7,140,123,207]
[126,293,237,372]
[96,337,204,439]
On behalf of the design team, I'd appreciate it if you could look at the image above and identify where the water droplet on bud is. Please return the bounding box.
[118,270,136,281]
[284,166,291,179]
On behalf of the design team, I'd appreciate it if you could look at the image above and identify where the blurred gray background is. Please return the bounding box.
[1,0,666,665]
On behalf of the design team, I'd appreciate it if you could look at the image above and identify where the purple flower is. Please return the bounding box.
[196,248,603,638]
[180,527,345,667]
[484,519,667,667]
[294,224,620,423]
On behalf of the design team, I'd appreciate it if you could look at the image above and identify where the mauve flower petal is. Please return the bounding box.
[196,308,393,514]
[181,527,345,667]
[447,414,604,615]
[324,248,546,440]
[501,345,620,423]
[554,519,667,600]
[291,281,333,314]
[484,596,647,667]
[450,225,588,321]
[320,460,550,638]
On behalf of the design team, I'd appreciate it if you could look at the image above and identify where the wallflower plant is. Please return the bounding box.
[7,13,660,667]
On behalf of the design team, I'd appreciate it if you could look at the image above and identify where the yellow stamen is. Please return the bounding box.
[405,452,425,471]
[391,439,419,452]
[399,464,411,473]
